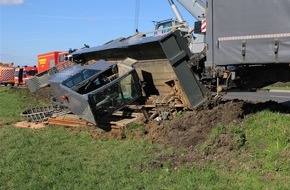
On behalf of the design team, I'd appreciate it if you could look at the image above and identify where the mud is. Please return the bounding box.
[90,127,126,140]
[86,98,289,169]
[141,99,289,169]
[9,87,290,168]
[146,99,289,149]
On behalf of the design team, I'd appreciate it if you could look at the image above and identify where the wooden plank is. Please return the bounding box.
[136,71,175,81]
[48,117,93,127]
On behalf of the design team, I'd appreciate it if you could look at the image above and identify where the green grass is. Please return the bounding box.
[0,126,154,189]
[202,111,290,189]
[0,126,233,190]
[264,82,290,91]
[0,87,39,122]
[0,87,290,189]
[245,111,290,173]
[263,86,290,91]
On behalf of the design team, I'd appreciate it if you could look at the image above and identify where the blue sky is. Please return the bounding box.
[0,0,194,66]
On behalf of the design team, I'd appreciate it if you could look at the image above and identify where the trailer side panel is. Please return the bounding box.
[206,0,290,66]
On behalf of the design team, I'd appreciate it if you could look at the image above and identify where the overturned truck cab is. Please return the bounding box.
[49,30,208,128]
[49,59,142,126]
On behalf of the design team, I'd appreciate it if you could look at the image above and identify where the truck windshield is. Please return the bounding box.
[26,70,38,76]
[155,20,173,34]
[62,69,101,88]
[14,71,19,77]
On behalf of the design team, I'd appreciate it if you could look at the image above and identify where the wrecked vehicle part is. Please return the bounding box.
[49,60,142,127]
[71,31,208,110]
[20,104,70,123]
[72,35,167,63]
[26,60,75,93]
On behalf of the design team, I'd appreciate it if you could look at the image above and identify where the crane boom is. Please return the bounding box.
[167,0,184,23]
[176,0,206,21]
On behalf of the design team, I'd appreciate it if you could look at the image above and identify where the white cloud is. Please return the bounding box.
[0,0,24,5]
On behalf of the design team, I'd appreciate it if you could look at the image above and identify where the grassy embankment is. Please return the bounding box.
[264,82,290,91]
[0,87,289,189]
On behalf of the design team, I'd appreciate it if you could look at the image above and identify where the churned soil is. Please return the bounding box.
[145,99,289,149]
[140,99,289,168]
[9,86,290,168]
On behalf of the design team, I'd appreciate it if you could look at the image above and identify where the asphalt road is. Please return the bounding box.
[222,90,290,107]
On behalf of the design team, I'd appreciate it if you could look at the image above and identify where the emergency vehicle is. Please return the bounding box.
[38,51,68,73]
[0,63,15,86]
[14,66,38,85]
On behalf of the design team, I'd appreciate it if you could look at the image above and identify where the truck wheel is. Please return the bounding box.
[4,83,7,86]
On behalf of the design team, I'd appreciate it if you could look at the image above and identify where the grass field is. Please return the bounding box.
[264,82,290,91]
[0,87,289,189]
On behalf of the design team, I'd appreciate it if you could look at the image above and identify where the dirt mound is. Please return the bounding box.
[146,99,288,149]
[90,127,126,140]
[146,99,241,149]
[88,99,288,152]
[142,99,289,169]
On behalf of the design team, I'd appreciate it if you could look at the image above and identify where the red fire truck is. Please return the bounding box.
[37,51,68,73]
[14,65,38,85]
